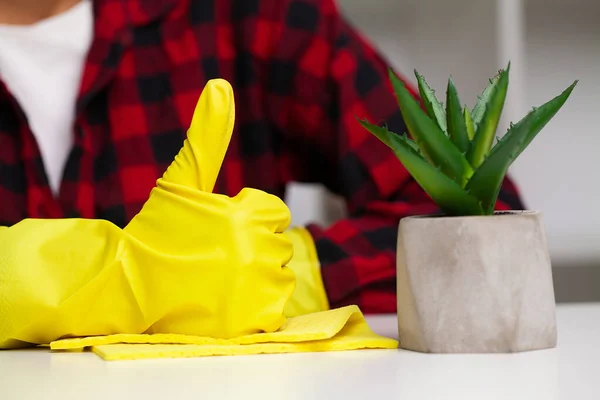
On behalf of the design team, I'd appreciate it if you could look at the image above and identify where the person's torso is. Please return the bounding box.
[0,0,308,227]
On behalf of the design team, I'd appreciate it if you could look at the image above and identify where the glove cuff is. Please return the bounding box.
[283,227,329,317]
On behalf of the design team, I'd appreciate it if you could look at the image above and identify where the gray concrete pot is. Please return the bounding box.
[396,211,557,353]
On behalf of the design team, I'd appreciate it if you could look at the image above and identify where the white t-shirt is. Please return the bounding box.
[0,1,93,195]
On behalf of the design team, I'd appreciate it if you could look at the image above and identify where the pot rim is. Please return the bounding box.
[401,210,541,222]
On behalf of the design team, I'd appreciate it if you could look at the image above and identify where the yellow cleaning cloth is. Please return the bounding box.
[50,306,398,361]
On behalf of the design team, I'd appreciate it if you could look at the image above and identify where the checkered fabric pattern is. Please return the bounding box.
[0,0,524,313]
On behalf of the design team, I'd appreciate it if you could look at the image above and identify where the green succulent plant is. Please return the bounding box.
[359,63,577,216]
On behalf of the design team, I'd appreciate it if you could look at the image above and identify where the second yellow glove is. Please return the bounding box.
[283,227,330,317]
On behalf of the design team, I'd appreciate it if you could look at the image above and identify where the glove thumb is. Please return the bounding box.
[160,78,235,192]
[122,79,235,239]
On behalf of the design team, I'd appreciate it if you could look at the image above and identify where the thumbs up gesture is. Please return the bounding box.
[0,79,295,349]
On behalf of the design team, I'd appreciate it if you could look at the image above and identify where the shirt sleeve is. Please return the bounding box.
[263,0,525,313]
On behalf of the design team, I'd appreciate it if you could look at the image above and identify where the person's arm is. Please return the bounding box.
[263,0,525,314]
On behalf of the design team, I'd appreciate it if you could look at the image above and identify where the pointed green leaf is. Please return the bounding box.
[466,80,577,214]
[354,117,422,154]
[471,71,501,133]
[467,64,510,168]
[358,118,484,216]
[446,77,471,153]
[389,69,473,186]
[464,107,475,140]
[414,70,447,134]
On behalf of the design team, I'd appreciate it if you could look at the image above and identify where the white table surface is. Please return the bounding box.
[1,303,599,400]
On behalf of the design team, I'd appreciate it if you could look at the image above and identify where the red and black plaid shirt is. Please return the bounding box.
[0,0,524,313]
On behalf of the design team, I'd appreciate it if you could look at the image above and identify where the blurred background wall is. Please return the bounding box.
[285,0,600,301]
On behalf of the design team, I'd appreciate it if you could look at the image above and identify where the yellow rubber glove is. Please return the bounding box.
[0,79,295,349]
[283,227,329,317]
